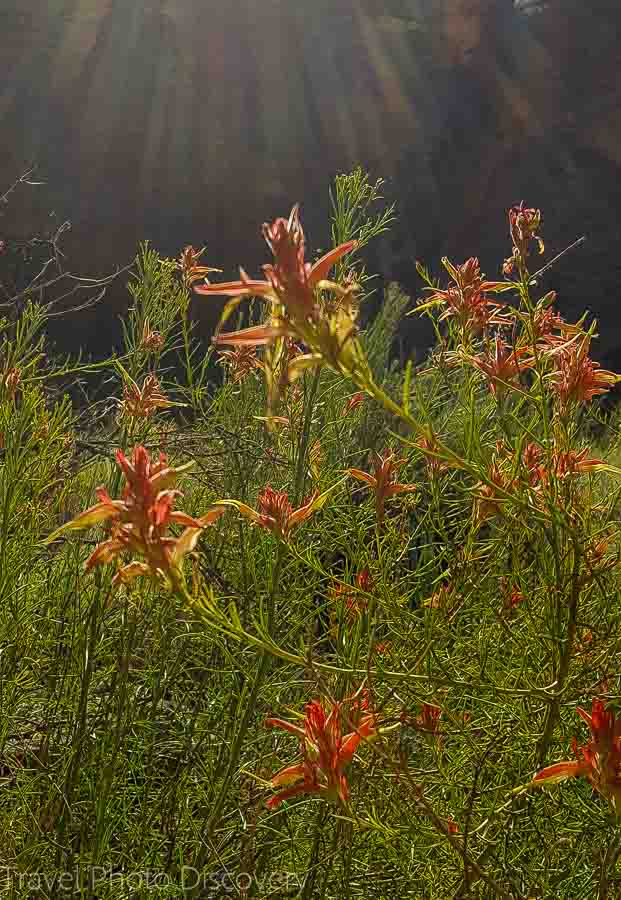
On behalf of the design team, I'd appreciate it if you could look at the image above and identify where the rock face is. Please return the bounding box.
[382,0,621,364]
[1,1,620,362]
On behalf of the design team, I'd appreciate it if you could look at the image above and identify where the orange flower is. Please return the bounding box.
[546,335,620,409]
[139,320,165,352]
[466,335,534,396]
[216,480,342,542]
[343,392,365,416]
[348,450,416,526]
[415,433,450,477]
[330,569,374,628]
[265,692,378,808]
[178,245,221,289]
[416,703,442,736]
[217,345,261,383]
[418,257,510,335]
[120,374,177,420]
[46,445,223,588]
[534,699,621,813]
[195,205,356,347]
[504,203,544,273]
[2,367,21,402]
[474,461,513,524]
[446,816,459,835]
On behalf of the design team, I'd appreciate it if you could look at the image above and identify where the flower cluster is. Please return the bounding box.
[534,699,621,814]
[120,374,176,420]
[46,445,223,588]
[265,690,378,808]
[418,256,509,337]
[215,482,343,543]
[348,450,416,527]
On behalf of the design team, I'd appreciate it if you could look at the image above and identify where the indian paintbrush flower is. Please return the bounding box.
[120,374,177,420]
[194,205,356,343]
[533,699,621,814]
[545,335,620,410]
[417,256,510,336]
[264,691,378,808]
[45,445,223,588]
[348,450,416,527]
[504,202,545,273]
[215,480,344,543]
[217,345,261,383]
[465,335,534,397]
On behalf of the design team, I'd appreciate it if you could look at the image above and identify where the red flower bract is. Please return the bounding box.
[46,445,223,588]
[534,698,621,813]
[265,692,378,808]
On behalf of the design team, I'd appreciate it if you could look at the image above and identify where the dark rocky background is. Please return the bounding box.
[1,0,620,364]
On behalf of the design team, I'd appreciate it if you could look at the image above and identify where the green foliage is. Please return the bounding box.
[0,172,621,899]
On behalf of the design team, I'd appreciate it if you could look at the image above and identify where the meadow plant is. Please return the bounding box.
[2,171,621,898]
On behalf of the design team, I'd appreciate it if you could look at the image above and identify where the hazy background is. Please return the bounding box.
[2,0,620,362]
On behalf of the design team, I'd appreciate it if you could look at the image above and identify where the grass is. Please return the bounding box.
[1,169,621,898]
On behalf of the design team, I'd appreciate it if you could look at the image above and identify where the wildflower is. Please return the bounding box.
[45,445,224,588]
[415,432,450,477]
[552,447,607,480]
[446,817,459,835]
[331,569,374,628]
[521,442,545,487]
[265,692,378,808]
[533,698,621,813]
[474,461,513,524]
[178,245,221,289]
[424,583,454,611]
[504,203,545,273]
[217,480,343,543]
[546,335,620,410]
[500,578,524,614]
[466,335,534,396]
[343,392,365,416]
[194,205,356,346]
[139,320,164,352]
[217,345,260,383]
[418,257,509,335]
[2,367,21,402]
[416,703,442,736]
[348,450,416,527]
[120,374,177,420]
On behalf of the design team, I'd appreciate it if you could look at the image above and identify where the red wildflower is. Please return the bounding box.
[534,699,621,813]
[195,205,356,347]
[504,203,544,273]
[265,692,378,807]
[474,461,514,524]
[139,320,165,352]
[418,257,509,335]
[216,480,343,543]
[446,817,459,835]
[546,335,620,409]
[2,367,21,403]
[178,245,221,289]
[348,450,416,526]
[416,433,450,477]
[343,392,365,416]
[45,446,223,588]
[120,374,177,420]
[330,569,374,628]
[217,345,261,383]
[416,703,442,736]
[466,335,534,396]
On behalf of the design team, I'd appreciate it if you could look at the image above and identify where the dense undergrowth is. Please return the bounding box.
[2,169,621,899]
